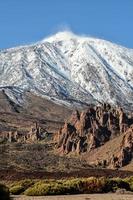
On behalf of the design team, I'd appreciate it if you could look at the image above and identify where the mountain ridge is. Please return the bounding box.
[0,31,133,110]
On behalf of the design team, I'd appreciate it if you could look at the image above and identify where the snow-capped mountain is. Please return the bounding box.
[0,31,133,109]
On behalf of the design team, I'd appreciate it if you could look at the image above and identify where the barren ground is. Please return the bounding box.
[12,194,133,200]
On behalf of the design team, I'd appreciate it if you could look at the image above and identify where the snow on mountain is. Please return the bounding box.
[0,31,133,109]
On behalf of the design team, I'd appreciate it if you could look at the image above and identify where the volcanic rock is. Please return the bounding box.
[55,103,132,154]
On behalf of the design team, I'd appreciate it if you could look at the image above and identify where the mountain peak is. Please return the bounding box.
[43,31,80,42]
[42,31,130,50]
[0,31,133,110]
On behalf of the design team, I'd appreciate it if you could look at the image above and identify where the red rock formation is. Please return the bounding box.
[111,125,133,168]
[55,103,132,154]
[0,122,47,143]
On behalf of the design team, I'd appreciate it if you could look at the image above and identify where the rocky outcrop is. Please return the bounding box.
[111,125,133,168]
[0,122,48,143]
[55,103,133,154]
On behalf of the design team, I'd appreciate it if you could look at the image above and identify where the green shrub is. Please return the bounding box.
[18,179,34,188]
[10,185,24,195]
[81,177,106,193]
[10,179,34,195]
[0,183,10,200]
[24,179,83,196]
[61,179,82,194]
[8,176,133,196]
[104,178,130,192]
[24,177,106,196]
[25,183,59,196]
[124,177,133,191]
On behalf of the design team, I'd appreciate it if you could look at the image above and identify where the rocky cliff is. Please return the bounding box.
[54,103,133,157]
[111,125,133,168]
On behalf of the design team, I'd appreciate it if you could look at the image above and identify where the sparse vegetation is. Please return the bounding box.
[5,176,133,196]
[0,142,90,172]
[9,179,34,195]
[105,177,130,192]
[10,185,24,195]
[124,177,133,191]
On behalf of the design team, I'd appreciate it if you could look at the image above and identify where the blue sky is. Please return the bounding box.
[0,0,133,49]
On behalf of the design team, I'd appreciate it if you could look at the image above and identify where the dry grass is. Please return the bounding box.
[0,142,90,172]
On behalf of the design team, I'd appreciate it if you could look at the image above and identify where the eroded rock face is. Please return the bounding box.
[111,125,133,168]
[55,103,132,154]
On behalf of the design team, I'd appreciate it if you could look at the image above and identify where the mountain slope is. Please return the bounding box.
[0,31,133,110]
